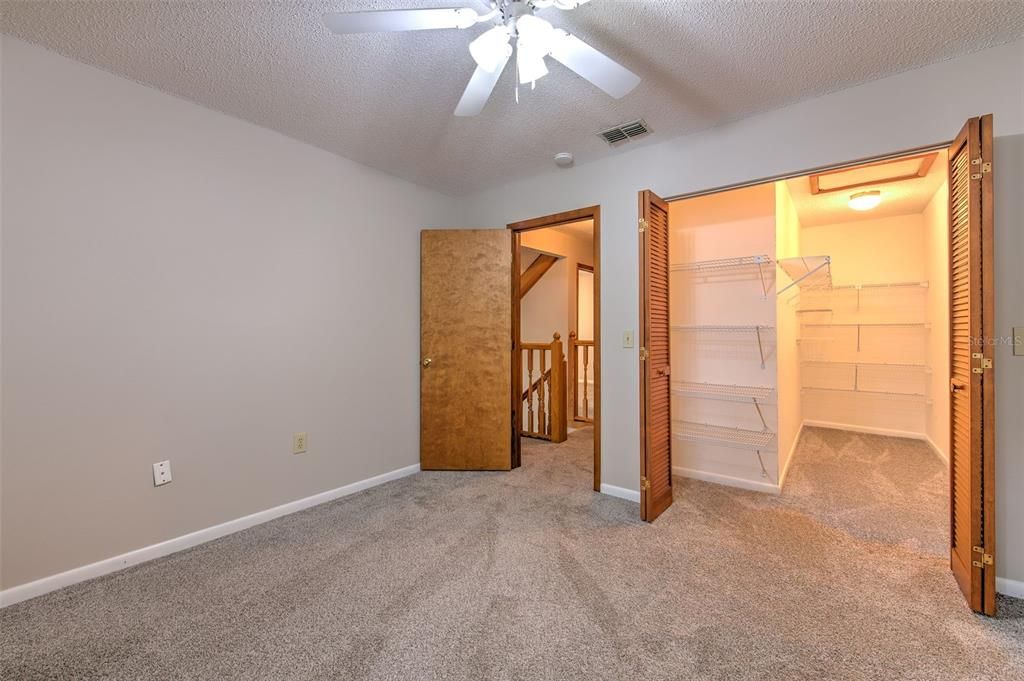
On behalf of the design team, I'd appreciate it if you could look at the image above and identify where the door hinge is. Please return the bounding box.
[640,476,651,491]
[972,545,994,568]
[970,158,992,179]
[971,353,993,373]
[639,347,649,361]
[638,218,648,233]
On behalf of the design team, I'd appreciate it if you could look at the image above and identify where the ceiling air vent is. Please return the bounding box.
[597,119,651,147]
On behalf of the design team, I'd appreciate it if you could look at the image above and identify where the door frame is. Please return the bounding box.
[638,131,998,613]
[574,262,595,424]
[508,206,601,491]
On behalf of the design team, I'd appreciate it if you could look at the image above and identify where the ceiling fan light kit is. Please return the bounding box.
[324,0,640,117]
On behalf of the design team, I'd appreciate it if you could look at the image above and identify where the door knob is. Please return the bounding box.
[657,366,671,377]
[950,379,965,393]
[422,358,432,368]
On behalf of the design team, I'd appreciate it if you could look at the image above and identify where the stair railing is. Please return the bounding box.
[569,331,595,423]
[520,332,567,442]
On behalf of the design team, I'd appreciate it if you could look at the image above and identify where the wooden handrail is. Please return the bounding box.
[522,369,551,402]
[520,332,567,443]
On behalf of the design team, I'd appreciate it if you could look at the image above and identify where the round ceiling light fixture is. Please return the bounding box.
[554,152,574,168]
[848,190,882,211]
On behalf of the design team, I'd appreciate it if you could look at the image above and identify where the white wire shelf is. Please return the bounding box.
[671,255,773,273]
[801,386,929,400]
[801,322,929,328]
[777,255,832,294]
[671,381,774,401]
[672,325,774,368]
[801,360,929,370]
[673,325,775,332]
[672,421,775,450]
[672,255,775,297]
[830,281,929,291]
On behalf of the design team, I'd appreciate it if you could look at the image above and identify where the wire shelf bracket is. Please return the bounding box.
[777,255,832,295]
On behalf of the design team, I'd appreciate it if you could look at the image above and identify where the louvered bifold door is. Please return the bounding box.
[639,190,674,521]
[947,115,996,615]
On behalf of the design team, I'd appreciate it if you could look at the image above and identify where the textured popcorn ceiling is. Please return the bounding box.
[2,1,1023,195]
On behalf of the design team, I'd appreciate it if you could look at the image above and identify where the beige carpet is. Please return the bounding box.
[1,426,1021,680]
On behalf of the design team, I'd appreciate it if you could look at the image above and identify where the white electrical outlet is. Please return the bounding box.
[153,460,172,487]
[623,330,635,348]
[293,432,308,455]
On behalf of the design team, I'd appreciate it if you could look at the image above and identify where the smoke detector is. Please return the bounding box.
[554,152,575,168]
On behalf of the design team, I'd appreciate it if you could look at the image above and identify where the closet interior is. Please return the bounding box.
[668,150,951,493]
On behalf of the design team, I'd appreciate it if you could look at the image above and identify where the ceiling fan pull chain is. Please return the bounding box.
[515,48,520,104]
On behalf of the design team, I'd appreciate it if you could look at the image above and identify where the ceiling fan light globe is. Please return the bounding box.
[517,50,549,84]
[515,15,555,52]
[469,25,512,73]
[554,0,591,9]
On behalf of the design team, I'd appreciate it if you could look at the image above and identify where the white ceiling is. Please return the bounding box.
[788,149,948,227]
[3,1,1022,195]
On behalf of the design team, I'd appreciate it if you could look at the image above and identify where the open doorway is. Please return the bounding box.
[638,115,996,614]
[509,207,601,491]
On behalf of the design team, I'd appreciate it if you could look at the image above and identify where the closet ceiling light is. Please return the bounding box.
[848,190,882,211]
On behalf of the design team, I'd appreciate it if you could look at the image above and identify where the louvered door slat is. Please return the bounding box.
[639,190,674,522]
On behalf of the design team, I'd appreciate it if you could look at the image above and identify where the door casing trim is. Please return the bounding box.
[508,206,601,491]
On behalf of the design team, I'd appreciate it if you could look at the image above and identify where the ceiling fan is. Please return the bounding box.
[323,0,641,116]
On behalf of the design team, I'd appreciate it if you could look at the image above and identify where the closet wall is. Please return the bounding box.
[923,181,951,460]
[796,214,933,438]
[668,185,780,492]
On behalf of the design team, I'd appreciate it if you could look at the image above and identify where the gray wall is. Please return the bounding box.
[0,38,457,589]
[993,133,1024,586]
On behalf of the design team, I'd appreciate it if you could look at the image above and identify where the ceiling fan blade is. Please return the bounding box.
[548,31,640,99]
[323,8,478,34]
[454,53,511,117]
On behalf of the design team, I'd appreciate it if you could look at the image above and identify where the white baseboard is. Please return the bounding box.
[673,466,781,495]
[0,463,421,608]
[777,423,805,490]
[600,483,640,503]
[997,577,1024,599]
[802,420,927,442]
[923,434,949,464]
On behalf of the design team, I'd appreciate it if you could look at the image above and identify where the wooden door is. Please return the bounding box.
[947,114,996,615]
[421,229,512,470]
[639,190,674,521]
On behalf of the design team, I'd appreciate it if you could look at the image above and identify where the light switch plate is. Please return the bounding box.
[623,330,635,348]
[292,432,308,455]
[1014,327,1023,357]
[153,460,172,487]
